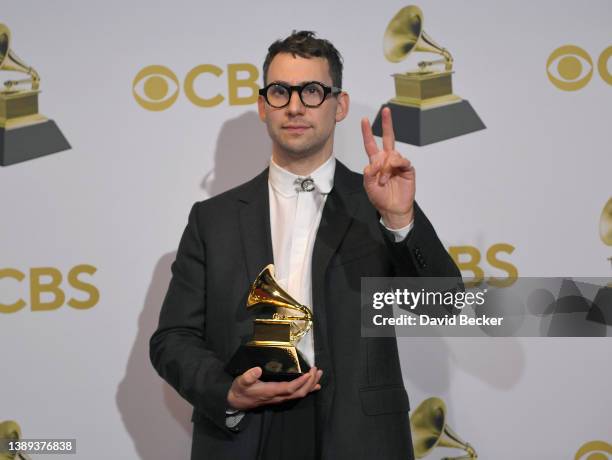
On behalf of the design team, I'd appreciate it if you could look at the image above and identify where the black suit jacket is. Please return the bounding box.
[150,160,461,459]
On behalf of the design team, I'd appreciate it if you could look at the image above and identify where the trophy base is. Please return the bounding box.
[0,118,71,166]
[392,70,454,101]
[372,100,486,146]
[0,89,40,119]
[226,343,311,382]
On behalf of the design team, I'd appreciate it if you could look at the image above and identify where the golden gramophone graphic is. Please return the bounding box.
[0,23,70,166]
[372,6,485,146]
[410,398,477,460]
[0,420,32,460]
[225,264,313,381]
[601,198,612,287]
[574,440,612,460]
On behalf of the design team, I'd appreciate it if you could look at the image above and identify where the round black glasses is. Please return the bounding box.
[259,81,342,108]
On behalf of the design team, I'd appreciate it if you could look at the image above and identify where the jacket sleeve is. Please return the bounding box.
[379,201,464,316]
[380,201,461,279]
[149,202,234,434]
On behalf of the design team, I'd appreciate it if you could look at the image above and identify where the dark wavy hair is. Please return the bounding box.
[262,30,344,88]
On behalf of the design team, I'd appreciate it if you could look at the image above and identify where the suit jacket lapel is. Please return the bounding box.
[234,169,277,447]
[237,168,274,283]
[312,161,362,284]
[311,160,362,423]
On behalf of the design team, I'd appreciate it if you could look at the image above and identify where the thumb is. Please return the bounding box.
[241,367,262,386]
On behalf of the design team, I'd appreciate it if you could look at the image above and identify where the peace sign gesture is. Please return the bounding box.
[361,107,415,229]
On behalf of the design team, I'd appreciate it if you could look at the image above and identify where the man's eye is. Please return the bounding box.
[270,85,288,96]
[304,84,323,95]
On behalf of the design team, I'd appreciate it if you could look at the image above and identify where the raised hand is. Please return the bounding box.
[361,107,415,229]
[227,366,323,411]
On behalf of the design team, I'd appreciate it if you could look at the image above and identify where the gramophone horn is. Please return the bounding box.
[247,264,312,342]
[383,5,453,71]
[0,23,40,91]
[600,198,612,246]
[410,397,477,459]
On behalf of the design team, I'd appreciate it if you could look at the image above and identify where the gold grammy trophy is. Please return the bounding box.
[225,264,313,381]
[410,398,477,460]
[0,23,70,166]
[372,6,485,146]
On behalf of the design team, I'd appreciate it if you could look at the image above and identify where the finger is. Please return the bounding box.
[308,369,323,393]
[302,368,320,390]
[292,367,317,389]
[267,380,319,406]
[267,395,294,405]
[363,156,385,183]
[314,368,323,384]
[381,107,395,153]
[378,154,394,185]
[307,385,321,394]
[239,367,262,387]
[388,154,412,172]
[286,369,319,399]
[361,117,379,162]
[269,368,314,397]
[260,369,321,404]
[379,154,412,185]
[288,367,317,394]
[254,381,294,400]
[259,367,319,401]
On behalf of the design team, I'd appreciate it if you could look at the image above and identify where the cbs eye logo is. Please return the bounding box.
[547,45,612,91]
[133,65,180,111]
[132,63,260,111]
[574,440,612,460]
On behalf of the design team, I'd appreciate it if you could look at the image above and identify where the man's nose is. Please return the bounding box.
[286,89,305,115]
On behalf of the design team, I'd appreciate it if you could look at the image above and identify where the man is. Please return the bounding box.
[150,31,461,459]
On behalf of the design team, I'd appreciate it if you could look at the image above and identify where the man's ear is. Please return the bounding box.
[335,92,349,122]
[257,95,266,122]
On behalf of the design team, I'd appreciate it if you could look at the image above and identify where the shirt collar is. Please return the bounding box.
[269,155,335,197]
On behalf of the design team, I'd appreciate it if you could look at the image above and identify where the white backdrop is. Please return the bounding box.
[1,1,611,458]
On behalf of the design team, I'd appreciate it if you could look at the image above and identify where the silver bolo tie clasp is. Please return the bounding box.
[294,177,315,192]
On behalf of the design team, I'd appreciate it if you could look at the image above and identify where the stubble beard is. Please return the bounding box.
[268,124,332,161]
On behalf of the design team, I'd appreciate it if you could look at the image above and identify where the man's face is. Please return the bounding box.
[258,53,348,159]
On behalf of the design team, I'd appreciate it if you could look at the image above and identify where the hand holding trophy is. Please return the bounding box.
[226,265,322,410]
